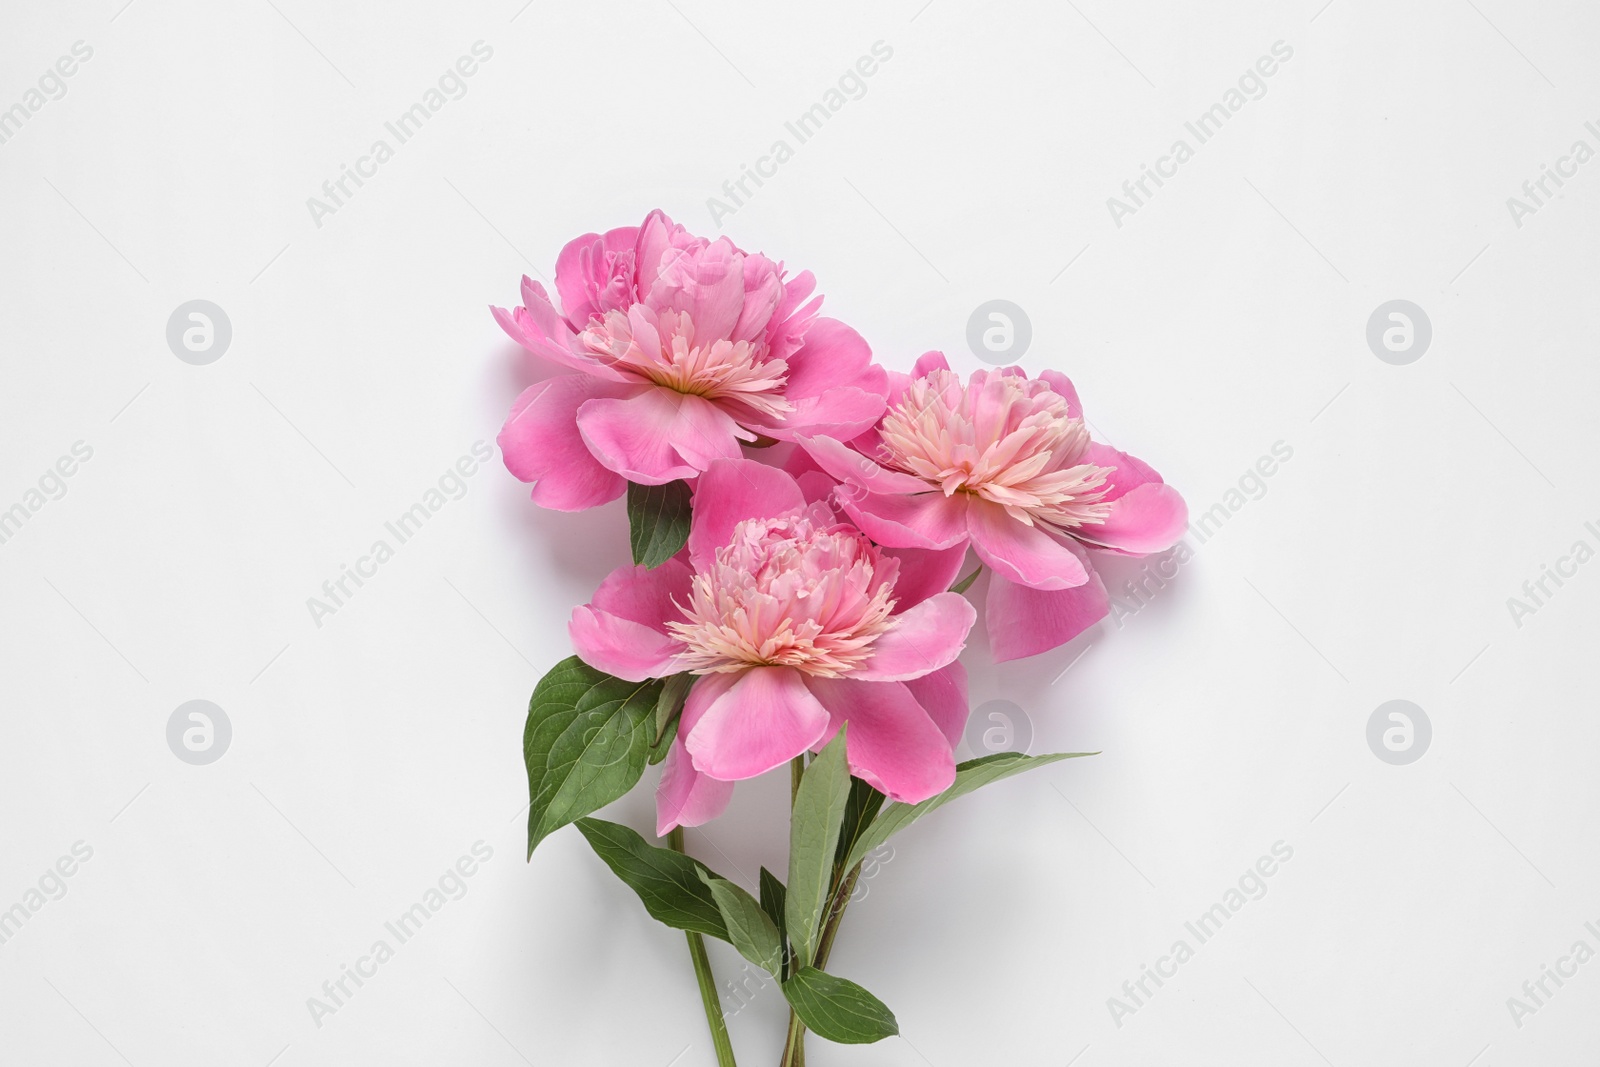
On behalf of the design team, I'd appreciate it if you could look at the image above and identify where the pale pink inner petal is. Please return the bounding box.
[876,368,1114,533]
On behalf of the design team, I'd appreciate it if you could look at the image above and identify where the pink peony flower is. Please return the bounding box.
[798,353,1187,662]
[566,458,976,835]
[494,211,889,510]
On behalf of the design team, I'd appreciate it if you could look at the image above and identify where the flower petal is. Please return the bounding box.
[852,592,975,682]
[903,661,969,747]
[669,394,750,471]
[806,677,956,804]
[796,435,928,495]
[835,486,971,550]
[765,386,887,443]
[687,459,807,569]
[878,543,970,610]
[568,606,682,682]
[651,235,745,342]
[781,318,875,400]
[1076,446,1188,555]
[491,280,628,383]
[986,565,1109,663]
[1036,369,1083,420]
[655,736,735,836]
[590,559,693,630]
[684,667,830,781]
[498,376,629,511]
[576,388,700,485]
[965,499,1089,590]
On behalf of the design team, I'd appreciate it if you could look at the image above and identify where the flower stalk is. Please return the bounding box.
[667,826,738,1067]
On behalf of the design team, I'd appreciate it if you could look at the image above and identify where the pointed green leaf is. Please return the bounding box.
[573,818,728,940]
[699,871,783,976]
[843,751,1096,871]
[781,966,898,1044]
[628,480,692,568]
[834,776,885,871]
[758,867,790,974]
[524,657,663,857]
[648,672,693,766]
[786,729,851,966]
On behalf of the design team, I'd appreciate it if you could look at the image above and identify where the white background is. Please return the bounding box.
[2,0,1597,1064]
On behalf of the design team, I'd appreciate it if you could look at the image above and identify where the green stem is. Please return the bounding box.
[780,861,863,1066]
[667,827,738,1067]
[780,756,809,1067]
[779,1010,806,1067]
[813,862,862,970]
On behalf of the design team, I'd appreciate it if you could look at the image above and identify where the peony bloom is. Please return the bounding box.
[798,353,1186,662]
[567,458,976,835]
[494,210,888,510]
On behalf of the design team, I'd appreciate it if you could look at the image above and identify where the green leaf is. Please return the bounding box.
[843,751,1096,871]
[786,729,852,966]
[758,867,790,974]
[648,672,693,766]
[524,657,663,857]
[781,967,898,1044]
[699,871,783,976]
[573,818,727,940]
[948,563,983,595]
[628,480,692,568]
[834,776,885,871]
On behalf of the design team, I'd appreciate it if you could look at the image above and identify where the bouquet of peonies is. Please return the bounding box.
[494,210,1185,1064]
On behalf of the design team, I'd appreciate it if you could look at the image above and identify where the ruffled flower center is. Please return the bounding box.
[877,369,1114,531]
[580,308,794,422]
[667,511,898,676]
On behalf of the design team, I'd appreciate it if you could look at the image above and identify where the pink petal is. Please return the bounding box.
[852,592,975,682]
[878,543,970,609]
[1036,369,1083,419]
[731,253,784,344]
[765,271,821,362]
[590,558,693,630]
[576,388,700,485]
[669,394,751,471]
[806,677,956,804]
[986,567,1109,663]
[965,499,1089,590]
[568,606,682,682]
[633,209,685,298]
[553,226,640,326]
[796,435,927,495]
[498,376,629,511]
[655,736,734,836]
[903,661,970,748]
[652,237,746,342]
[491,281,629,383]
[1078,443,1187,555]
[764,386,887,443]
[887,350,951,409]
[781,318,874,400]
[553,231,606,326]
[835,486,971,550]
[1084,483,1188,555]
[684,667,830,781]
[687,459,807,569]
